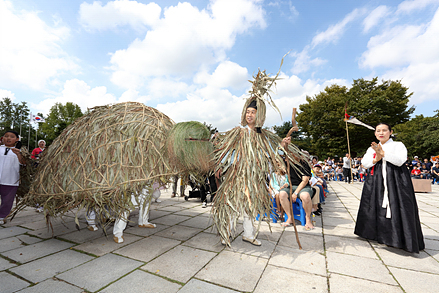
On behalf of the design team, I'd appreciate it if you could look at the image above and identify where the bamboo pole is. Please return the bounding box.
[345,121,354,183]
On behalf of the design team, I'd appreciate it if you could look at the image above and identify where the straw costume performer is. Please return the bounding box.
[12,102,175,238]
[212,67,309,247]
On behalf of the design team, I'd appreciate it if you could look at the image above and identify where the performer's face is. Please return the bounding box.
[246,108,257,127]
[375,124,392,144]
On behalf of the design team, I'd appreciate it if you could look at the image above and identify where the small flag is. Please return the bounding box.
[344,113,374,130]
[31,114,45,123]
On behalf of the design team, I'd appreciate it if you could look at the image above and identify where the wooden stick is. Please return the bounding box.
[286,108,299,137]
[287,159,302,249]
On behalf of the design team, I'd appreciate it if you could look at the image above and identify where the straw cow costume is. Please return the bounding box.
[13,103,175,242]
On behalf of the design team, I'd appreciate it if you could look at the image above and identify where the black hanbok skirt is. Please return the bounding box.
[354,160,425,253]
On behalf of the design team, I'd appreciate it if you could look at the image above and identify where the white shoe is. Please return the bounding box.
[36,207,44,213]
[155,199,161,203]
[202,202,207,208]
[242,236,261,246]
[0,219,4,225]
[138,223,156,228]
[87,225,98,231]
[113,235,124,243]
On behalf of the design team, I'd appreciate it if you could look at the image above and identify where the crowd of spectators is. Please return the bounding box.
[408,156,439,185]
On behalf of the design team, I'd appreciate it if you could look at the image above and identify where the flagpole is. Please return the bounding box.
[28,112,31,150]
[345,120,354,183]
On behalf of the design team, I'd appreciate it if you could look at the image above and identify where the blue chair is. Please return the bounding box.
[256,198,280,223]
[284,198,306,226]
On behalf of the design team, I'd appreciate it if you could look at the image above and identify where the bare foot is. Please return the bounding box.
[281,220,294,227]
[304,222,314,230]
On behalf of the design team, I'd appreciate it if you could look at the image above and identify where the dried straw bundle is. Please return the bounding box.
[211,127,308,245]
[16,147,34,201]
[13,102,175,227]
[166,121,214,183]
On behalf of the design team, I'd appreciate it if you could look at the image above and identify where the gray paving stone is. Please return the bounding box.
[114,235,180,262]
[389,266,439,293]
[177,279,239,293]
[2,238,73,263]
[329,272,403,293]
[173,210,201,217]
[0,236,27,253]
[74,233,142,256]
[0,235,42,253]
[0,256,16,271]
[326,251,397,285]
[154,225,202,241]
[269,245,327,276]
[10,249,94,283]
[125,223,169,237]
[278,231,324,252]
[196,250,267,292]
[152,214,192,226]
[26,221,79,239]
[373,245,439,273]
[156,205,186,212]
[0,271,29,293]
[0,226,29,240]
[142,245,216,283]
[16,277,83,293]
[178,215,213,229]
[227,236,276,258]
[322,215,356,228]
[58,227,109,244]
[254,264,327,293]
[57,253,142,292]
[324,234,378,259]
[284,223,323,236]
[424,238,439,251]
[99,269,181,293]
[182,232,225,252]
[323,225,358,238]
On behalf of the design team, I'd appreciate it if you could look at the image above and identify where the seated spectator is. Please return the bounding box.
[269,160,289,217]
[358,164,366,182]
[326,157,334,167]
[335,165,343,181]
[424,158,432,173]
[411,166,421,178]
[420,163,431,179]
[352,165,359,181]
[323,163,334,181]
[431,162,439,185]
[412,156,420,168]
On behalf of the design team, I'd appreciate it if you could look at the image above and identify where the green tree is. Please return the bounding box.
[296,78,415,158]
[0,97,37,149]
[393,110,439,158]
[40,102,83,145]
[272,121,311,151]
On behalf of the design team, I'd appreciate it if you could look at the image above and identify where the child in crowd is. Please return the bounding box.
[0,130,25,225]
[335,165,343,181]
[358,164,366,182]
[411,166,421,178]
[269,160,289,217]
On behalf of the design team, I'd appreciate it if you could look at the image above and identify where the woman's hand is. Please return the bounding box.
[371,142,383,164]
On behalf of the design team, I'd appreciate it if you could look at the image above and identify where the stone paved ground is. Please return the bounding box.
[1,181,439,293]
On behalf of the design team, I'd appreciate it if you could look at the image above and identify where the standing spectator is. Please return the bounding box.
[0,131,25,225]
[326,157,333,167]
[424,158,432,172]
[343,153,352,183]
[431,162,439,184]
[411,156,420,168]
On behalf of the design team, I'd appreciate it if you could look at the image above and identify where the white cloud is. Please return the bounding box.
[194,61,248,90]
[79,0,161,32]
[397,0,439,14]
[109,0,266,89]
[363,5,390,33]
[32,79,149,115]
[291,47,327,75]
[0,0,78,91]
[311,8,365,48]
[0,89,16,101]
[360,7,439,103]
[157,71,349,131]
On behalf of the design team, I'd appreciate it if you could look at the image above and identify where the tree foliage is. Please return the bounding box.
[0,97,38,148]
[393,110,439,158]
[294,78,415,158]
[272,121,311,151]
[40,102,83,145]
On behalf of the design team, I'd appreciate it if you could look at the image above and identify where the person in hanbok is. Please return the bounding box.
[354,123,424,253]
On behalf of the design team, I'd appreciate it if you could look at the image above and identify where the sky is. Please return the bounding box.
[1,0,439,131]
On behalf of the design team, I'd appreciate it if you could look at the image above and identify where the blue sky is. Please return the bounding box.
[1,0,439,131]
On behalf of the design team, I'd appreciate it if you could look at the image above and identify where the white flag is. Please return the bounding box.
[344,114,374,130]
[31,114,45,123]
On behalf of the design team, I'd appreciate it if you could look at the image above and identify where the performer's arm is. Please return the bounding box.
[362,147,376,169]
[382,142,407,167]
